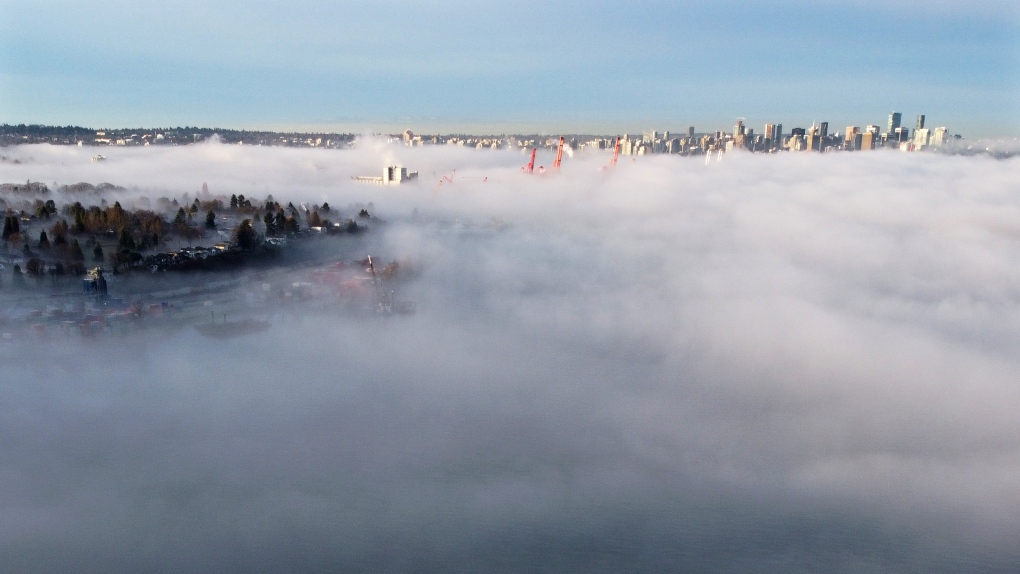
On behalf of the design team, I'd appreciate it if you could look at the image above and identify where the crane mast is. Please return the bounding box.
[553,137,564,170]
[525,148,537,174]
[610,136,621,167]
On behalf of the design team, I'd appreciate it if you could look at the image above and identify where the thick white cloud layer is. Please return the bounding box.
[2,143,1020,571]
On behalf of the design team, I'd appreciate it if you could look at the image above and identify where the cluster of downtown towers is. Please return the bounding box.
[569,112,953,156]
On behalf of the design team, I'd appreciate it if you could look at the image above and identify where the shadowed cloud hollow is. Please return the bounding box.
[1,143,1019,572]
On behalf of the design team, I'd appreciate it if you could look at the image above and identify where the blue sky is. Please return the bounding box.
[1,0,1017,136]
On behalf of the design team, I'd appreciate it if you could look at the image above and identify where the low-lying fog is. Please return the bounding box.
[2,142,1019,572]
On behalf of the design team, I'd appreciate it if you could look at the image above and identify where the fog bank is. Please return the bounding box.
[2,143,1020,572]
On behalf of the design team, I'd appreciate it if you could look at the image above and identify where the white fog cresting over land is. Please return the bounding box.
[2,143,1020,572]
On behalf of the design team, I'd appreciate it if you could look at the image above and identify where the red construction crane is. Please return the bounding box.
[610,136,621,167]
[553,137,565,170]
[432,169,490,196]
[522,148,537,174]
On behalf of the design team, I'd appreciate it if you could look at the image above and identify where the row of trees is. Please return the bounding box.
[7,197,345,247]
[3,195,354,272]
[262,210,302,236]
[2,213,21,240]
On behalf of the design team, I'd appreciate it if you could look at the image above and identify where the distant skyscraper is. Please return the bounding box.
[819,122,828,138]
[913,127,930,148]
[860,132,874,150]
[915,115,925,130]
[687,126,695,138]
[774,124,782,149]
[850,133,863,151]
[765,124,776,148]
[888,112,902,134]
[806,126,820,152]
[733,120,745,137]
[845,126,860,143]
[931,127,949,147]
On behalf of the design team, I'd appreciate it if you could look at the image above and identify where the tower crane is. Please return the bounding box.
[522,148,537,174]
[432,169,489,196]
[553,137,565,170]
[603,137,621,170]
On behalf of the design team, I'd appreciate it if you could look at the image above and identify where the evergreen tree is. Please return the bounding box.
[93,243,104,261]
[38,231,50,250]
[230,194,238,209]
[205,210,216,228]
[70,239,85,262]
[64,201,84,218]
[2,214,19,240]
[263,211,276,236]
[231,219,257,250]
[117,227,136,251]
[50,220,69,244]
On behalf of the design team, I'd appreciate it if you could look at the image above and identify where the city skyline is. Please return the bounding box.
[0,109,963,158]
[1,1,1016,137]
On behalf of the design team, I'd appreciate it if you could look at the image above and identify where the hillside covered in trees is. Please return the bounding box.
[1,184,367,286]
